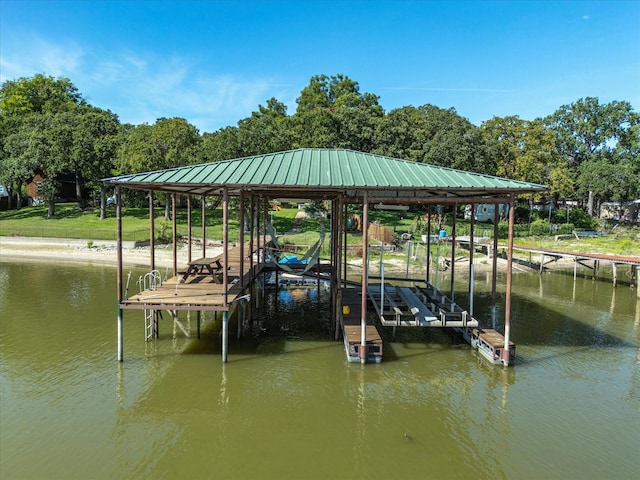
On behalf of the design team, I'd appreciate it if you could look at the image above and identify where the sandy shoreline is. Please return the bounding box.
[0,236,223,269]
[0,235,547,276]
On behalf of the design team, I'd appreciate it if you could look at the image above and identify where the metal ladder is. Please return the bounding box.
[142,270,162,341]
[144,309,157,341]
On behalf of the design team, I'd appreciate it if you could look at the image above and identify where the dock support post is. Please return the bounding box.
[360,191,370,364]
[149,190,155,272]
[469,264,475,316]
[450,204,456,302]
[502,196,515,365]
[222,311,228,363]
[222,187,229,362]
[117,309,123,361]
[426,205,432,284]
[405,240,411,279]
[201,195,206,258]
[116,185,124,362]
[491,205,499,309]
[172,193,177,278]
[187,195,192,264]
[612,262,618,288]
[636,267,640,299]
[469,202,475,302]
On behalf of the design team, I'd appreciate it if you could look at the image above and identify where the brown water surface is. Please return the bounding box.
[1,260,638,479]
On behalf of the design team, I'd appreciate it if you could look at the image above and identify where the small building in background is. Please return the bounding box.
[599,201,640,223]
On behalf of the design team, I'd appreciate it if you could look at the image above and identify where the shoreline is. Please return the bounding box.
[0,236,222,269]
[0,235,558,275]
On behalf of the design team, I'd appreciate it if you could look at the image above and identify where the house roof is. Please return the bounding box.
[104,148,547,202]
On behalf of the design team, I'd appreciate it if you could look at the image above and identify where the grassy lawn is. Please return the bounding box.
[0,203,241,242]
[1,204,637,257]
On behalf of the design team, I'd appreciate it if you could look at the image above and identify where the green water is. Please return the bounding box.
[1,259,638,479]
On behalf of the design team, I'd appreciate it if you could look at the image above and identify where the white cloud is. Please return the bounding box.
[1,35,293,131]
[0,36,84,81]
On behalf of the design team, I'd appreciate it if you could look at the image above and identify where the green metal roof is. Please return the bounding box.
[104,148,547,201]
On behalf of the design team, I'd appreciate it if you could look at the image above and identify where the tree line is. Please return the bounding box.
[1,73,638,218]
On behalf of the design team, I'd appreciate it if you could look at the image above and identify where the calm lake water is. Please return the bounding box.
[1,259,639,479]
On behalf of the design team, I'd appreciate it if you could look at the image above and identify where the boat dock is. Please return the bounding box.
[106,149,548,366]
[122,236,514,366]
[508,246,640,290]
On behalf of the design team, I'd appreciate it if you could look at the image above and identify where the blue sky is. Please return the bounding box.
[1,0,639,133]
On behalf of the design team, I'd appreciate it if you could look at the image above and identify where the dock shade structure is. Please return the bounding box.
[104,148,547,364]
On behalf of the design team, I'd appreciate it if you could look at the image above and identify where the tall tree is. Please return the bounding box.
[117,117,200,218]
[481,116,561,203]
[293,74,382,150]
[117,117,200,173]
[3,112,65,216]
[544,97,639,214]
[198,127,241,163]
[0,73,83,116]
[375,105,495,174]
[70,106,121,215]
[236,98,292,155]
[296,74,380,113]
[0,74,85,210]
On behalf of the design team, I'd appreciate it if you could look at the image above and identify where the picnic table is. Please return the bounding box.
[181,257,223,283]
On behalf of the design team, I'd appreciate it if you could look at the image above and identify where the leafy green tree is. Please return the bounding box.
[333,105,383,152]
[296,74,381,114]
[198,127,241,163]
[577,156,639,205]
[236,98,292,155]
[544,97,639,214]
[70,106,121,215]
[3,112,64,216]
[0,74,85,211]
[292,74,383,150]
[375,105,495,174]
[1,115,41,209]
[373,105,428,161]
[291,107,341,148]
[481,116,561,204]
[116,117,200,218]
[0,73,83,117]
[118,117,200,173]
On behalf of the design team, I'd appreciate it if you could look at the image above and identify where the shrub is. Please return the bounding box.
[558,223,575,235]
[529,219,551,236]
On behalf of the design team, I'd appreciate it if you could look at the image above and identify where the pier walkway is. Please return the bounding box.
[509,245,640,289]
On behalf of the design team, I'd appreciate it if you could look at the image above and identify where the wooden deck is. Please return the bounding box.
[473,327,515,349]
[122,242,263,312]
